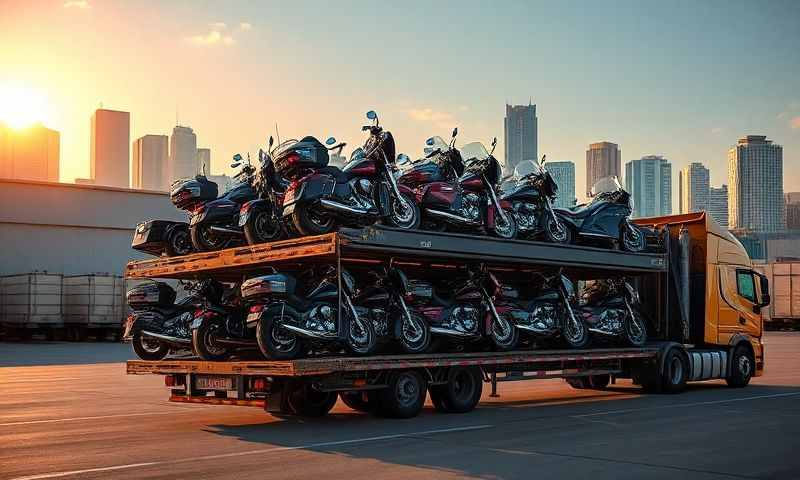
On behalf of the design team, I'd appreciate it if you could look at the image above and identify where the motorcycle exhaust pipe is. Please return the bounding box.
[588,327,618,337]
[209,225,243,235]
[213,337,258,347]
[425,209,481,226]
[281,323,338,340]
[429,326,481,338]
[141,330,192,346]
[319,199,370,216]
[515,324,558,335]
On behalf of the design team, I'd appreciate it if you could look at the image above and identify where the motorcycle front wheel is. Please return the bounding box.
[399,313,431,354]
[490,313,519,351]
[291,205,336,236]
[491,210,517,239]
[384,193,421,230]
[624,312,648,347]
[190,224,227,252]
[244,206,282,245]
[347,313,377,355]
[562,312,590,348]
[544,214,572,244]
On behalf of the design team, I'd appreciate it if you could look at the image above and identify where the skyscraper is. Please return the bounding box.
[678,162,709,214]
[90,109,130,187]
[503,103,537,175]
[197,148,211,175]
[708,185,729,228]
[169,126,198,182]
[785,192,800,230]
[625,155,672,218]
[728,135,784,232]
[585,142,621,197]
[132,134,169,190]
[0,122,60,182]
[546,161,576,208]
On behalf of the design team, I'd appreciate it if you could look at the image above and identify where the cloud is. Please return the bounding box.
[64,0,90,8]
[239,22,253,31]
[186,30,235,46]
[791,116,800,130]
[405,108,458,129]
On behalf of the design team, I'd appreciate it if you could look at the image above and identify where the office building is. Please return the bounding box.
[679,162,709,214]
[786,192,800,230]
[0,122,60,182]
[546,161,576,208]
[197,148,211,175]
[504,103,537,175]
[586,142,621,197]
[90,109,130,187]
[132,135,169,191]
[708,185,729,228]
[169,126,198,182]
[728,135,784,232]
[625,155,672,218]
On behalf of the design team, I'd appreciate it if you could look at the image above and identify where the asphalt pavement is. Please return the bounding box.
[1,333,799,480]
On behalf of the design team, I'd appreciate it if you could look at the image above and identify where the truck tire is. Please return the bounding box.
[378,370,427,418]
[429,366,483,414]
[660,348,688,393]
[288,383,338,417]
[726,345,754,388]
[192,317,231,361]
[132,328,170,360]
[339,391,374,413]
[566,374,609,390]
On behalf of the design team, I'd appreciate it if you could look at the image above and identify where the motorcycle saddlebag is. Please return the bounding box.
[131,220,188,256]
[127,282,177,309]
[170,175,219,209]
[274,136,330,178]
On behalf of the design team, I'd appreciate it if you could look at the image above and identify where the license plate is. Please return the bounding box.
[195,376,233,391]
[246,312,262,323]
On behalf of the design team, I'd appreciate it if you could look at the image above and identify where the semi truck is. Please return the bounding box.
[126,211,768,418]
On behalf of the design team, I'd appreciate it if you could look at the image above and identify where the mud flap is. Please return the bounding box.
[265,378,294,414]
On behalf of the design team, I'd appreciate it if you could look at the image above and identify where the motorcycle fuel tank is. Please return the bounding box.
[398,163,444,187]
[458,171,483,191]
[343,157,378,176]
[420,182,458,209]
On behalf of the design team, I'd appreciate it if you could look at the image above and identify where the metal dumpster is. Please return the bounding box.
[0,273,64,329]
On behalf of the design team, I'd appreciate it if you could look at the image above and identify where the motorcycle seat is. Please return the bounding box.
[430,290,453,307]
[316,166,355,183]
[554,202,598,219]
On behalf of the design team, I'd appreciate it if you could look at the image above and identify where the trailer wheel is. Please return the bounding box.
[339,391,374,413]
[288,383,338,417]
[566,375,609,390]
[660,348,688,393]
[379,370,427,418]
[726,345,754,388]
[430,366,483,414]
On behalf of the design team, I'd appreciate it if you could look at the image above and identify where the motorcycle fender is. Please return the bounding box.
[397,184,415,197]
[122,315,137,340]
[378,182,391,217]
[239,199,269,226]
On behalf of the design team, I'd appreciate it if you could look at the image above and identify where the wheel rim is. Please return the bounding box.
[623,225,645,251]
[308,209,334,229]
[669,356,683,384]
[349,316,371,351]
[402,315,426,347]
[452,370,476,400]
[738,355,752,378]
[271,318,298,353]
[254,211,280,240]
[547,216,568,243]
[139,335,162,353]
[203,322,227,356]
[564,314,586,345]
[392,196,416,227]
[492,315,515,345]
[200,226,225,249]
[626,314,646,345]
[395,374,419,407]
[494,212,515,239]
[172,230,192,255]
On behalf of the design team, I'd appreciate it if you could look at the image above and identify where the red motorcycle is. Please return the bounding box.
[397,132,516,238]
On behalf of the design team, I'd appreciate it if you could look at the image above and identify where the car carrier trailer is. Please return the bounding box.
[125,212,768,418]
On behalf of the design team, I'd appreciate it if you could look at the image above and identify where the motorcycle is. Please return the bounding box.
[123,279,225,360]
[577,278,648,346]
[131,219,194,257]
[499,155,571,243]
[354,264,432,354]
[239,136,291,245]
[279,110,420,236]
[398,133,516,238]
[190,282,254,361]
[554,176,648,252]
[241,266,377,359]
[187,154,259,252]
[403,264,518,351]
[495,272,589,349]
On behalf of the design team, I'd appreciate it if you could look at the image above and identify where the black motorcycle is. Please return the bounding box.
[278,110,420,236]
[190,283,254,361]
[131,219,194,257]
[555,176,647,252]
[239,137,291,245]
[404,264,517,351]
[495,272,589,349]
[187,154,258,251]
[577,278,647,346]
[124,279,224,360]
[499,155,571,243]
[241,266,376,359]
[354,265,432,354]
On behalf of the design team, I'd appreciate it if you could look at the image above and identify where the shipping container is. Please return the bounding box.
[0,273,63,329]
[63,274,126,328]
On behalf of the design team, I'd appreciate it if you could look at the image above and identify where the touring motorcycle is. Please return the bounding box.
[499,155,571,243]
[279,110,420,236]
[577,277,648,346]
[124,279,225,360]
[555,176,648,252]
[241,266,377,359]
[190,283,254,361]
[398,133,516,238]
[239,137,291,245]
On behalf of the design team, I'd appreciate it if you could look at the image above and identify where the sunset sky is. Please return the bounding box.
[1,0,798,203]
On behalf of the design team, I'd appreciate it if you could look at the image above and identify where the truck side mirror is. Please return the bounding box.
[757,273,770,307]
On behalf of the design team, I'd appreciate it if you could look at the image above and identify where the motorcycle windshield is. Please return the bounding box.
[460,142,490,163]
[500,159,543,190]
[423,136,449,156]
[590,175,633,209]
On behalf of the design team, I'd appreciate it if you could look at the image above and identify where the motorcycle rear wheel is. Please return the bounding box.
[243,206,282,245]
[256,312,307,360]
[131,328,170,361]
[190,224,227,252]
[165,226,192,257]
[292,205,336,236]
[621,223,647,252]
[192,317,231,361]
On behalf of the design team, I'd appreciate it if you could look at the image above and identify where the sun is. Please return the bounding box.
[0,84,52,129]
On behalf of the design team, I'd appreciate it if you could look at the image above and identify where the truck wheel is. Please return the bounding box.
[288,383,338,417]
[256,313,307,360]
[379,370,427,418]
[661,348,688,393]
[165,226,192,257]
[566,375,609,390]
[192,317,231,361]
[339,391,374,413]
[430,366,483,414]
[292,206,336,236]
[726,345,754,388]
[244,206,282,245]
[132,328,169,360]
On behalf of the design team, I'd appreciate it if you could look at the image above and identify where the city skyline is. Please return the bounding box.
[1,1,797,208]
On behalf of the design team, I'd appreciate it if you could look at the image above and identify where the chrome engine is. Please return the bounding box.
[588,308,626,335]
[528,303,558,332]
[349,178,376,211]
[306,304,337,334]
[441,305,480,335]
[512,202,540,232]
[459,193,482,222]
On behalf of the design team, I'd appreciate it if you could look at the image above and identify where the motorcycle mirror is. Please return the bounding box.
[451,127,458,138]
[230,162,241,168]
[540,154,547,165]
[232,153,243,163]
[268,136,274,148]
[396,153,410,165]
[366,110,377,120]
[490,137,498,154]
[425,137,435,147]
[325,137,336,146]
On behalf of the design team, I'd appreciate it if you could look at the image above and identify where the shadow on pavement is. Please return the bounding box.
[0,341,135,366]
